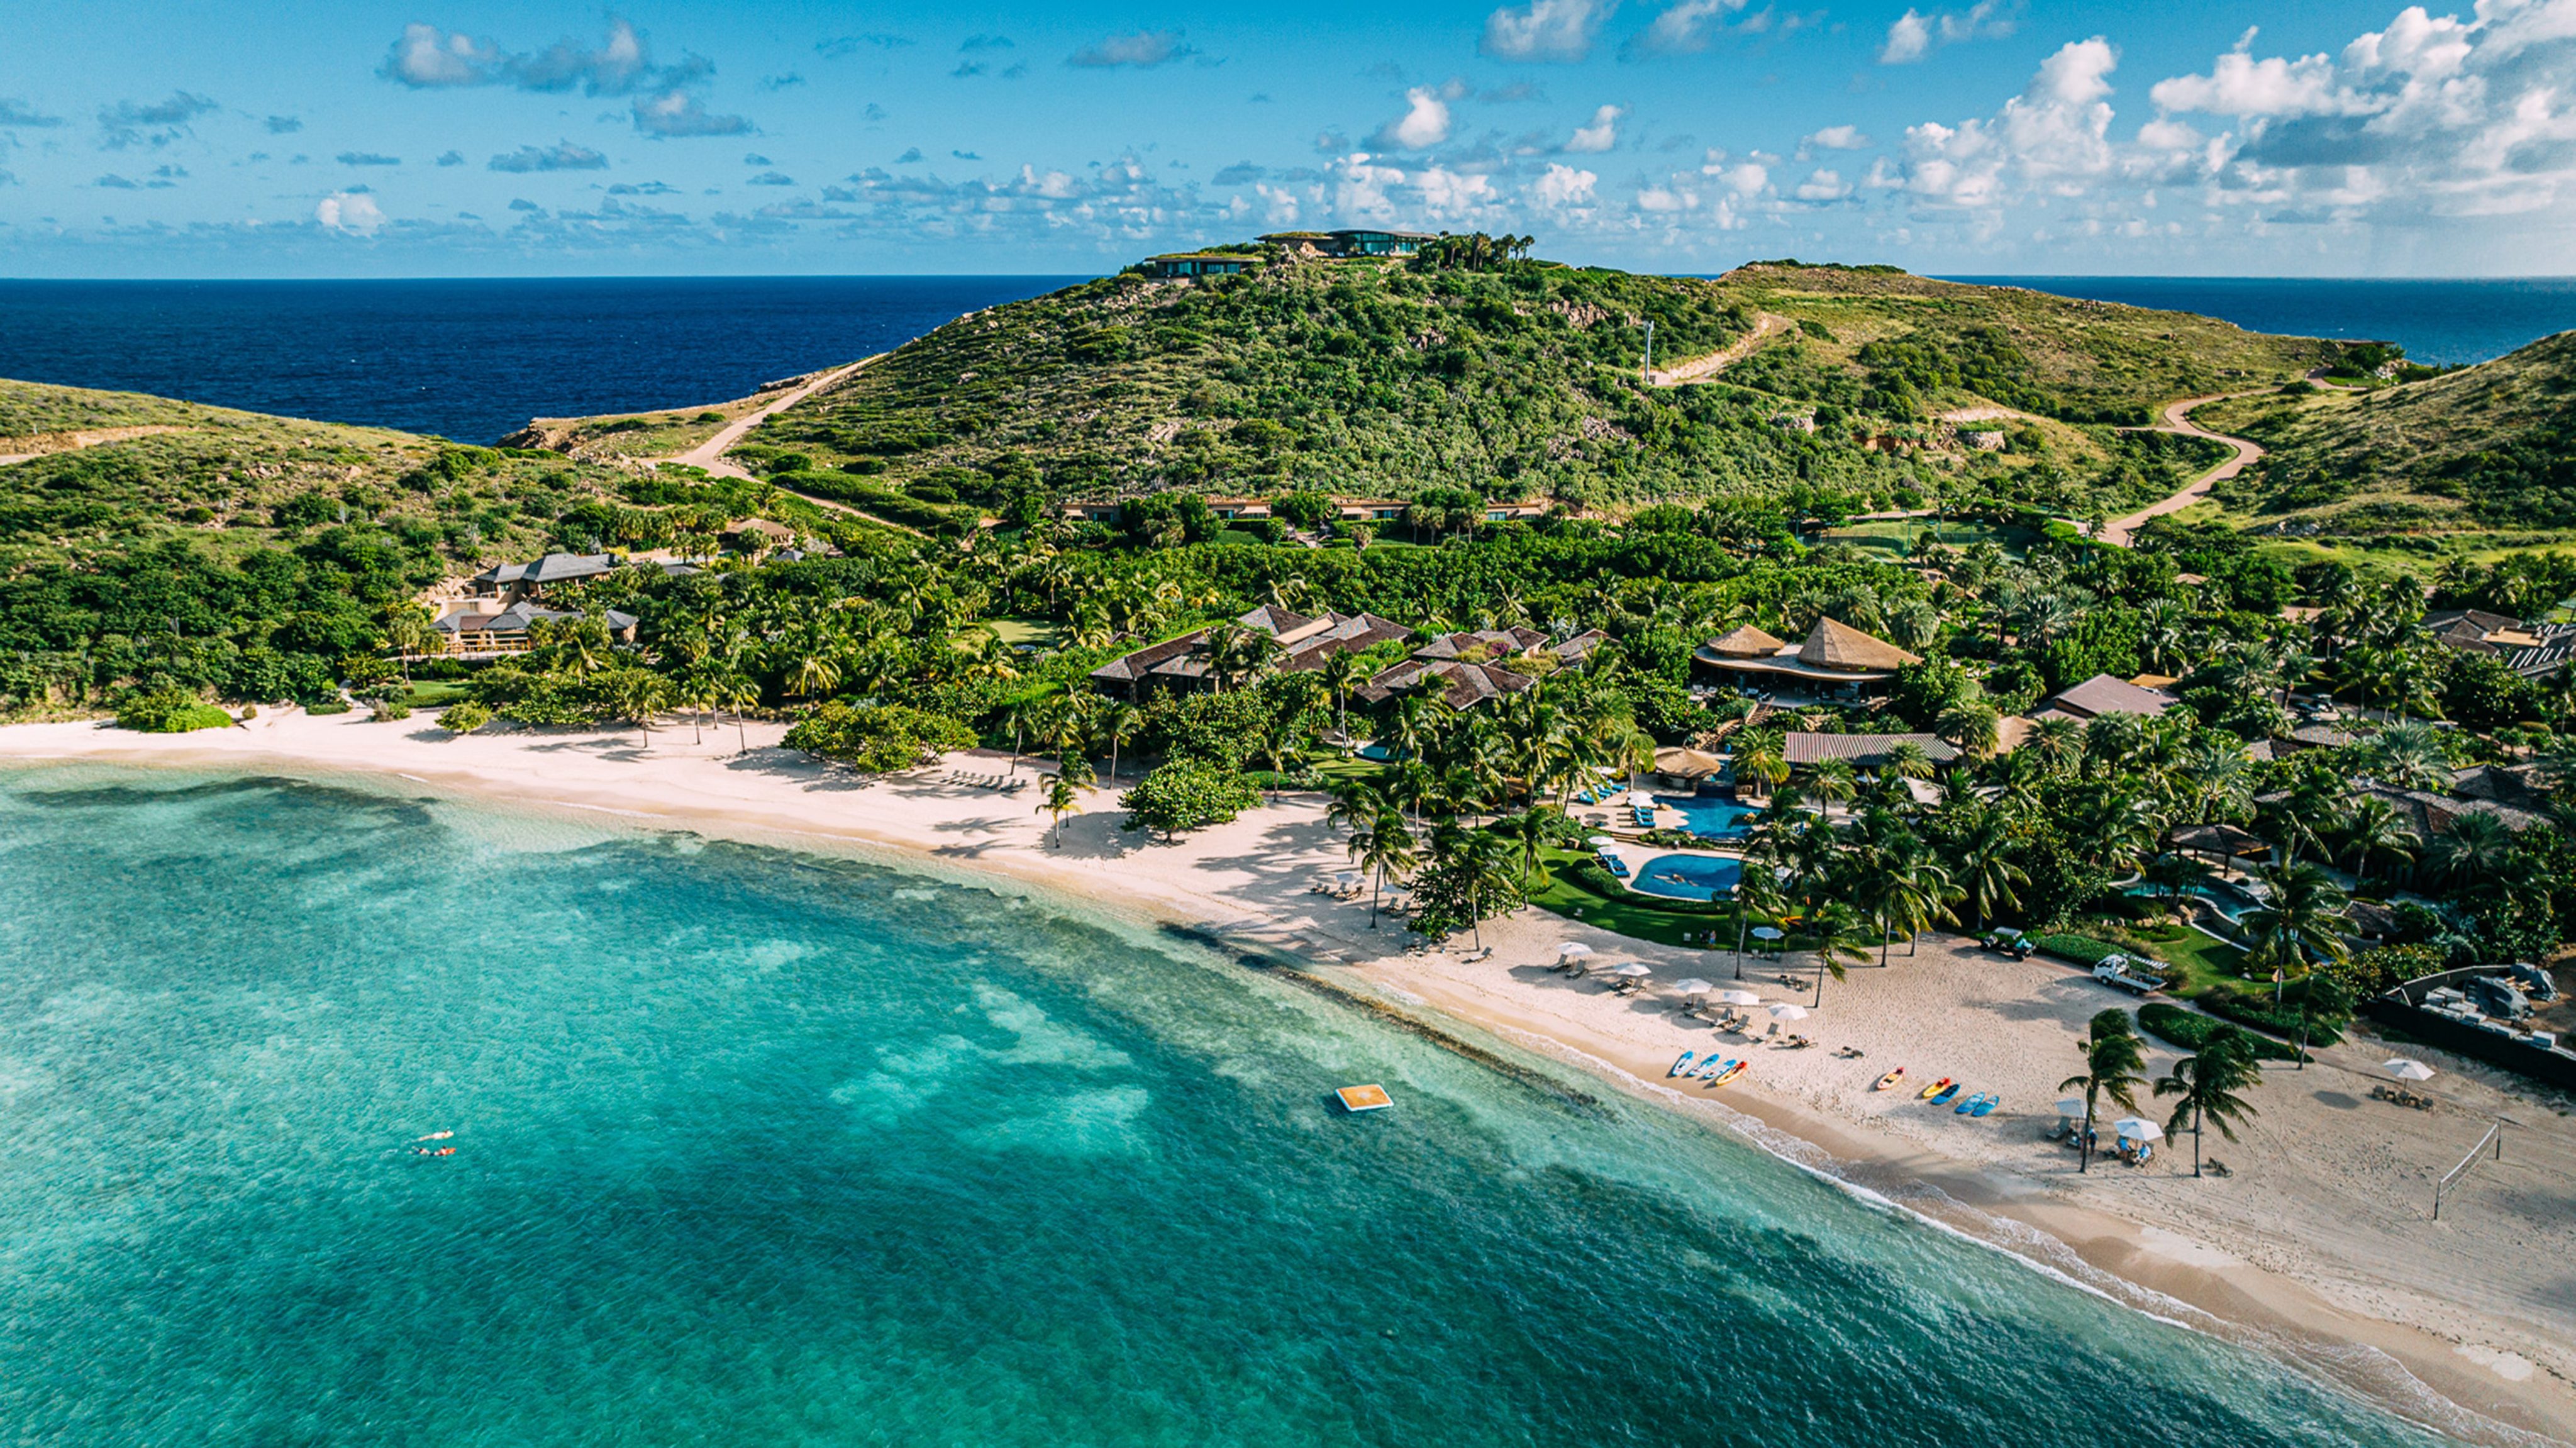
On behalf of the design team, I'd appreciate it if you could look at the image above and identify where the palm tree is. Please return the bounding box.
[2157,1027,2264,1178]
[1316,650,1368,752]
[2333,794,2420,881]
[1870,839,1956,962]
[1491,805,1568,890]
[1733,732,1789,799]
[1099,701,1144,784]
[1951,803,2028,933]
[1806,901,1875,1006]
[2423,811,2516,888]
[2026,716,2084,777]
[1038,767,1084,847]
[2058,1008,2147,1174]
[716,672,761,752]
[2369,720,2452,790]
[2290,974,2353,1071]
[2239,860,2351,981]
[1807,758,1857,809]
[383,603,436,681]
[1349,808,1417,930]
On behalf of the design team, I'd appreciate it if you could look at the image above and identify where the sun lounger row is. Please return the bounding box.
[943,770,1030,793]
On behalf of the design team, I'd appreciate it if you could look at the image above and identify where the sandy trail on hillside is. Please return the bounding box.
[1,709,2570,1444]
[1647,311,1793,386]
[2096,394,2267,546]
[663,357,875,481]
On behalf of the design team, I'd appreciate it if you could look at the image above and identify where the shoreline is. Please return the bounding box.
[3,709,2570,1444]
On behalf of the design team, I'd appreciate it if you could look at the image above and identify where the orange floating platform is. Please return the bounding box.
[1335,1084,1394,1113]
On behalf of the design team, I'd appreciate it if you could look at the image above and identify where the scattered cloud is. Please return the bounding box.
[1213,161,1266,183]
[380,18,659,94]
[1068,30,1196,68]
[961,34,1015,51]
[606,180,677,194]
[760,72,804,91]
[337,152,401,167]
[508,198,543,212]
[953,63,988,79]
[952,148,982,160]
[95,174,140,189]
[0,99,63,128]
[1530,160,1598,206]
[489,141,610,172]
[745,153,772,165]
[316,191,386,235]
[98,92,218,149]
[1624,0,1744,58]
[1879,0,2014,65]
[1793,166,1853,200]
[632,91,752,138]
[262,114,302,135]
[1482,0,1615,62]
[748,169,795,184]
[1565,103,1623,152]
[1799,123,1872,154]
[896,147,924,163]
[435,150,464,166]
[1374,87,1453,148]
[1877,37,2118,209]
[865,103,888,122]
[816,34,911,58]
[1480,81,1547,103]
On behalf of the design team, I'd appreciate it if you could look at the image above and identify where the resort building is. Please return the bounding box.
[2037,673,2179,721]
[2418,608,2576,679]
[1089,606,1412,698]
[429,601,638,658]
[1354,627,1609,710]
[1692,616,1921,699]
[468,552,619,599]
[1256,228,1438,258]
[1143,252,1258,279]
[1782,732,1960,771]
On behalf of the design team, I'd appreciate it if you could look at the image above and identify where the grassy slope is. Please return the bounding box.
[740,257,2335,516]
[2197,331,2576,549]
[0,377,641,571]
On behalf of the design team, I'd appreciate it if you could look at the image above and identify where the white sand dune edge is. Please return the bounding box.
[2,706,2570,1444]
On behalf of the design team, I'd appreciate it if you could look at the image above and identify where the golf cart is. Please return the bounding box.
[1980,928,2032,961]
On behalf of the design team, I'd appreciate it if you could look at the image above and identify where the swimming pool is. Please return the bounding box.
[2124,884,2258,920]
[1657,794,1758,840]
[1629,854,1745,902]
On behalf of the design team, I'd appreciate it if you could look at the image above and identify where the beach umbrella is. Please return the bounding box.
[2112,1118,2164,1142]
[2384,1058,2435,1082]
[1555,942,1595,961]
[1628,791,1655,808]
[1670,977,1714,996]
[1714,989,1762,1006]
[1767,1003,1808,1021]
[1749,926,1784,942]
[1585,835,1616,849]
[2054,1098,2087,1119]
[1609,963,1653,979]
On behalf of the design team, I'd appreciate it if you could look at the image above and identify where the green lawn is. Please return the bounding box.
[2070,916,2249,996]
[983,618,1063,649]
[1813,519,2040,557]
[397,679,470,708]
[1524,847,1744,951]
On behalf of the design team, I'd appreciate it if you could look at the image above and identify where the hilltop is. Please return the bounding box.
[725,250,2348,521]
[2197,331,2576,547]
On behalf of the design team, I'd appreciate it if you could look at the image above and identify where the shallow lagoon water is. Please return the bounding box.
[0,767,2461,1445]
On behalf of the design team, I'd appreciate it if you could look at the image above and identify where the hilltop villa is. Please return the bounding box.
[1692,617,1920,698]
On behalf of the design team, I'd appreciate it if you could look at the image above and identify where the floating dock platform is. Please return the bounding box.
[1335,1084,1394,1113]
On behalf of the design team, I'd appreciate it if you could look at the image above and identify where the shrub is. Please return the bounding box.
[306,699,353,716]
[784,701,976,774]
[1119,760,1262,840]
[2198,988,2343,1047]
[2138,1003,2305,1062]
[438,701,494,735]
[371,700,413,722]
[2029,933,2128,967]
[114,689,233,733]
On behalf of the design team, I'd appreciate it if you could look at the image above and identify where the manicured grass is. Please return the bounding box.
[397,679,470,708]
[1814,519,2038,557]
[983,618,1063,649]
[1524,847,1743,952]
[2065,916,2249,996]
[1307,755,1396,788]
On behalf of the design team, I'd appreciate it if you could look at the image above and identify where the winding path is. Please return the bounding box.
[2094,394,2265,547]
[1647,312,1794,387]
[663,355,878,481]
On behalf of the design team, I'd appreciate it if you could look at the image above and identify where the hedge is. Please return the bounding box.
[775,471,974,535]
[2138,1003,2305,1062]
[2030,933,2128,967]
[114,689,233,733]
[2197,986,2345,1048]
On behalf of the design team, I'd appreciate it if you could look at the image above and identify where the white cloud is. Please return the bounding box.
[1530,160,1597,206]
[633,90,752,138]
[1793,167,1853,201]
[1418,165,1502,218]
[1628,0,1745,57]
[315,191,385,235]
[1331,152,1408,219]
[1482,0,1616,62]
[380,18,657,95]
[1375,87,1452,149]
[1878,0,2014,64]
[1799,124,1872,153]
[1565,104,1623,152]
[489,141,609,172]
[1067,30,1196,68]
[1885,37,2120,209]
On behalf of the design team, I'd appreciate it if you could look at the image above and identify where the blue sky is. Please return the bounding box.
[3,0,2571,276]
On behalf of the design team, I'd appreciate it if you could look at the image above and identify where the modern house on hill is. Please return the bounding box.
[1692,616,1919,698]
[1090,606,1412,698]
[1143,252,1258,279]
[469,552,618,599]
[2421,608,2576,679]
[1353,627,1609,710]
[1257,228,1438,257]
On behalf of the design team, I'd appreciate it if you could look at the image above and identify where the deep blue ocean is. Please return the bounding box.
[0,276,1082,444]
[0,766,2474,1445]
[3,274,2572,446]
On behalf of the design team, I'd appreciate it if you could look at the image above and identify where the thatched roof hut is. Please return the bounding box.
[1797,617,1921,674]
[1704,623,1790,659]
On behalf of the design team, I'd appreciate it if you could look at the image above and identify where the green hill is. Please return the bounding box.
[2196,331,2576,546]
[736,252,2346,520]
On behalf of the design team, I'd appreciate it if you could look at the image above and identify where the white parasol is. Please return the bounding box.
[2383,1058,2435,1082]
[1608,962,1654,979]
[2054,1098,2087,1118]
[1714,989,1762,1006]
[2112,1118,2165,1142]
[1555,942,1595,961]
[1767,1003,1809,1021]
[1670,978,1715,996]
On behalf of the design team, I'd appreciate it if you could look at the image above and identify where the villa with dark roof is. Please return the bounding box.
[1089,606,1412,698]
[469,552,620,598]
[2038,673,2179,721]
[1353,628,1609,710]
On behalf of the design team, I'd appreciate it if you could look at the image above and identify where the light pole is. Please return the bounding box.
[1643,319,1654,378]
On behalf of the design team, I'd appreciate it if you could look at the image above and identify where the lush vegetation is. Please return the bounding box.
[738,253,2340,518]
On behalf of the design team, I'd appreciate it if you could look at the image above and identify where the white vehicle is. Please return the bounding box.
[2092,954,2165,995]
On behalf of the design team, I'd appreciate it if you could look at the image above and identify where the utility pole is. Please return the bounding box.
[1643,320,1654,378]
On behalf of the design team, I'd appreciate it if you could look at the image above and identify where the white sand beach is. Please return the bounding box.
[4,708,2571,1443]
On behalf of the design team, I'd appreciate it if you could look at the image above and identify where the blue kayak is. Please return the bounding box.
[1928,1083,1962,1105]
[1668,1052,1696,1078]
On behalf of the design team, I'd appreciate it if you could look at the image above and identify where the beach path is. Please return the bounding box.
[663,355,878,481]
[2095,394,2265,547]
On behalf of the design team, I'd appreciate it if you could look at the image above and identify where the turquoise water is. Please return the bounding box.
[1631,853,1746,903]
[1656,794,1758,840]
[0,767,2460,1446]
